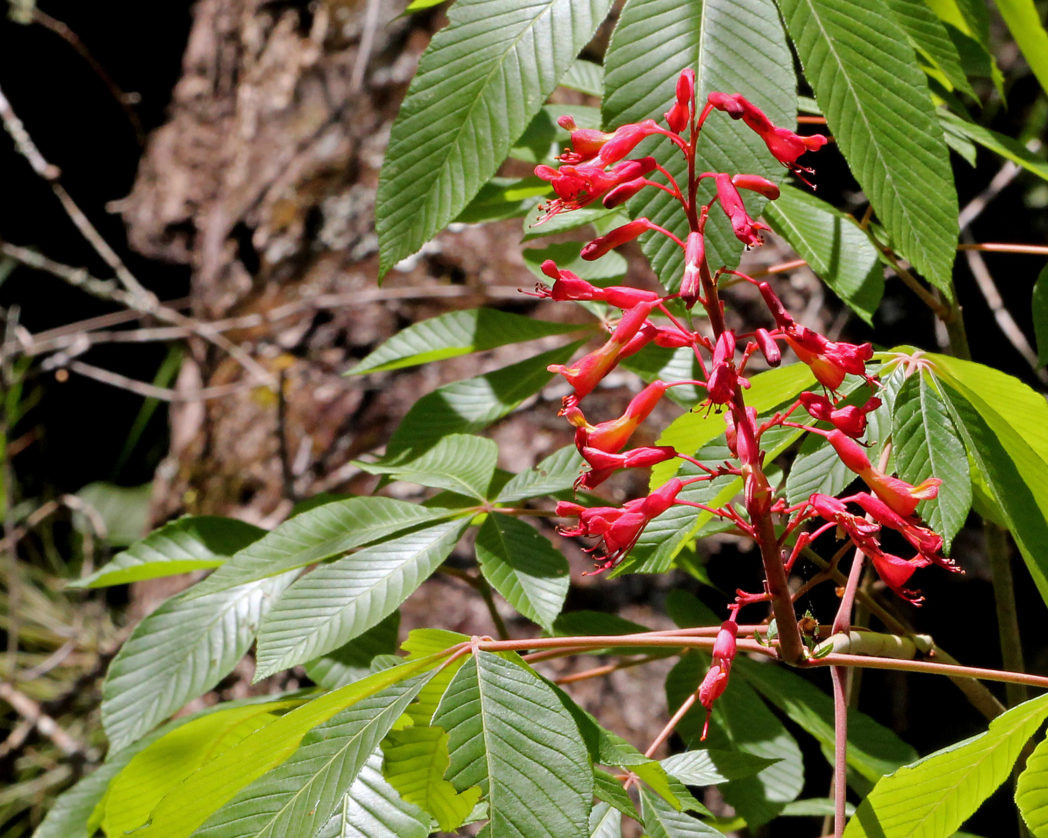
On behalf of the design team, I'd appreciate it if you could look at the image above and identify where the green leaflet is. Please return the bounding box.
[70,516,264,588]
[939,110,1048,184]
[385,342,583,456]
[376,0,615,275]
[1034,265,1048,365]
[433,651,593,836]
[475,513,569,630]
[891,371,971,551]
[1016,733,1048,836]
[315,749,432,838]
[639,786,726,837]
[844,693,1048,837]
[254,520,469,680]
[778,0,959,293]
[603,0,796,288]
[994,0,1048,97]
[349,308,579,375]
[764,185,884,324]
[185,497,456,598]
[495,444,584,503]
[882,0,974,96]
[382,726,482,831]
[303,612,401,690]
[190,675,432,838]
[357,434,499,500]
[101,571,295,751]
[127,656,447,838]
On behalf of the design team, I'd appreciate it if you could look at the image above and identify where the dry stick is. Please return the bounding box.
[0,87,274,389]
[0,681,97,761]
[552,655,663,685]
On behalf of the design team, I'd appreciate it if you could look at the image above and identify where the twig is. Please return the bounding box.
[0,681,97,760]
[350,0,382,93]
[986,524,1028,706]
[552,655,665,685]
[55,360,263,403]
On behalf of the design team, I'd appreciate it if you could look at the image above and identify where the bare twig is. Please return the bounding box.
[0,681,97,760]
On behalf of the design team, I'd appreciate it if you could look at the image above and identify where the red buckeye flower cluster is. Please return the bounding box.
[530,69,955,719]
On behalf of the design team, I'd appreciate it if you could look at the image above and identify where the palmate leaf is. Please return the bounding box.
[433,651,593,837]
[602,0,796,288]
[186,497,455,599]
[376,0,614,275]
[101,571,295,751]
[129,656,448,838]
[316,749,432,838]
[71,516,264,588]
[191,675,431,838]
[777,0,959,293]
[1016,733,1048,836]
[350,309,579,376]
[254,520,469,680]
[358,434,499,500]
[475,513,569,630]
[385,342,582,457]
[843,693,1048,837]
[764,185,884,323]
[382,726,482,831]
[891,371,971,550]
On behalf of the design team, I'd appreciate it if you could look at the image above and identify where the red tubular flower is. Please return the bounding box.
[597,119,663,165]
[782,325,873,391]
[708,172,769,247]
[602,178,648,208]
[582,218,655,260]
[699,619,739,739]
[826,430,942,517]
[732,173,780,200]
[536,260,661,308]
[576,445,677,489]
[547,300,659,404]
[664,68,695,133]
[535,157,657,218]
[706,92,828,177]
[799,393,882,438]
[849,492,958,571]
[556,478,685,571]
[809,492,929,603]
[680,231,708,309]
[574,380,672,453]
[555,115,611,164]
[754,328,781,366]
[705,330,744,405]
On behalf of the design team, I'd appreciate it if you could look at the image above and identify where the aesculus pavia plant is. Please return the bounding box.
[37,3,1048,838]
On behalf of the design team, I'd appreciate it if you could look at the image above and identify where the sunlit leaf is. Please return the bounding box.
[303,611,401,690]
[1016,733,1048,836]
[843,693,1048,837]
[357,434,498,500]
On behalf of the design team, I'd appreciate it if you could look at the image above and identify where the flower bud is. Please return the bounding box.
[732,173,780,200]
[581,218,652,260]
[754,328,781,366]
[602,178,647,208]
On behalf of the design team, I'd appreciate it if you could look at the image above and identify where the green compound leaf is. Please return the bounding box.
[304,611,401,690]
[101,572,294,751]
[129,656,447,838]
[475,513,569,630]
[843,693,1048,837]
[639,786,726,837]
[358,434,499,500]
[891,371,971,551]
[376,0,614,275]
[254,520,469,680]
[71,516,264,588]
[385,342,583,457]
[191,675,431,838]
[777,0,959,293]
[316,749,432,838]
[383,726,482,831]
[764,185,883,324]
[350,309,579,375]
[433,651,593,837]
[603,0,796,289]
[1017,733,1048,836]
[929,353,1048,604]
[186,497,456,598]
